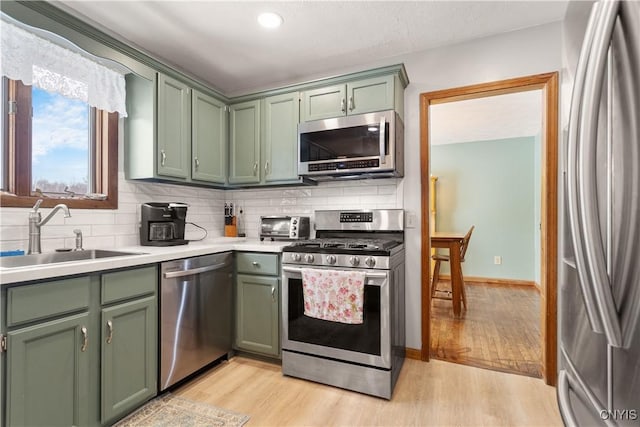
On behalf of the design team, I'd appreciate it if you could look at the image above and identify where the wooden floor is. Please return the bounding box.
[430,281,542,378]
[175,355,562,426]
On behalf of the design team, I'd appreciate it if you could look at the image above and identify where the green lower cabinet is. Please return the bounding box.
[235,274,280,357]
[6,313,91,427]
[2,266,158,427]
[101,296,157,425]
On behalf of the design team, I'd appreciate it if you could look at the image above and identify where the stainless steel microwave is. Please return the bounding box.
[297,110,404,179]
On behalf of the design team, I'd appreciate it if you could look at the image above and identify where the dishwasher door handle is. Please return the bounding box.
[163,262,229,279]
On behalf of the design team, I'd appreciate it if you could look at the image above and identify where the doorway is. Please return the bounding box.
[419,72,559,386]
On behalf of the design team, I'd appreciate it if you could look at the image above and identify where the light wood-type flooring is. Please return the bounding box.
[430,281,542,378]
[175,356,561,426]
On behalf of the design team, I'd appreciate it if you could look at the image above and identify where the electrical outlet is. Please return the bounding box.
[406,212,417,229]
[494,256,502,265]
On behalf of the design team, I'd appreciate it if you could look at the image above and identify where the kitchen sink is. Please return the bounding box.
[0,249,146,268]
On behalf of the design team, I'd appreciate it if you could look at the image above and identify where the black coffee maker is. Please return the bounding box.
[140,202,189,246]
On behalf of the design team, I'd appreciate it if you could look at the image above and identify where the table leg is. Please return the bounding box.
[449,240,463,317]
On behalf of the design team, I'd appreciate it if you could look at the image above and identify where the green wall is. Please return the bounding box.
[431,136,537,281]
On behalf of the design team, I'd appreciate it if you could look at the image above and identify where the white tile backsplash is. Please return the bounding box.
[227,178,403,239]
[0,174,403,251]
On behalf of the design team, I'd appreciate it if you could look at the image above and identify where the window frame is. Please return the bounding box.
[1,79,118,209]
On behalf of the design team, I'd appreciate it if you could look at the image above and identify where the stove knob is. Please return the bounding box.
[365,256,376,267]
[291,253,301,262]
[326,255,336,265]
[304,254,315,263]
[349,256,360,266]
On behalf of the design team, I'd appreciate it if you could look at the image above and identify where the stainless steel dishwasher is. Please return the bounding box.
[160,252,233,391]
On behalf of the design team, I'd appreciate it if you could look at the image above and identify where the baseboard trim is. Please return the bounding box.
[405,348,422,360]
[439,275,536,288]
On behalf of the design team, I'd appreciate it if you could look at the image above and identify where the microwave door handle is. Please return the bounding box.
[379,117,386,164]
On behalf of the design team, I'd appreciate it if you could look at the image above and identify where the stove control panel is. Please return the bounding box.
[282,252,391,270]
[340,212,373,223]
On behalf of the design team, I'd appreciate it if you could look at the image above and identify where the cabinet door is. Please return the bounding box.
[236,274,279,356]
[6,313,90,427]
[301,84,346,121]
[101,296,157,425]
[346,75,395,115]
[229,100,261,184]
[192,90,227,184]
[263,92,300,183]
[157,73,190,179]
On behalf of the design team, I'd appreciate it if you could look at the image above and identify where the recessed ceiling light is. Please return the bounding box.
[258,12,283,29]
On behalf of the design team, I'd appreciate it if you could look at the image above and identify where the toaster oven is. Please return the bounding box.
[260,216,310,241]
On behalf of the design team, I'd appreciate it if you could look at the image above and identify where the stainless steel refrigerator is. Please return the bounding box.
[559,0,639,425]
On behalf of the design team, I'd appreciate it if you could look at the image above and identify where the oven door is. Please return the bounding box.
[281,265,391,369]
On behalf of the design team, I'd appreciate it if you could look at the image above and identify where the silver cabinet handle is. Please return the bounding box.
[340,97,346,113]
[253,161,258,176]
[271,286,276,302]
[348,96,354,111]
[264,161,269,175]
[163,262,229,279]
[106,320,113,344]
[565,1,605,335]
[194,157,200,170]
[160,149,166,166]
[81,326,88,352]
[252,261,260,268]
[577,0,622,348]
[379,117,386,165]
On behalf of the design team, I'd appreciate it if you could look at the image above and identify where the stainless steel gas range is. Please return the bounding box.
[281,209,405,399]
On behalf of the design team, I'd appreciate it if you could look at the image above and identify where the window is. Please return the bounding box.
[1,77,118,209]
[1,15,127,209]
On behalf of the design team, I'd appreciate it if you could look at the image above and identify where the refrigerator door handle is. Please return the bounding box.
[558,370,580,427]
[578,0,623,348]
[566,1,605,334]
[560,348,617,427]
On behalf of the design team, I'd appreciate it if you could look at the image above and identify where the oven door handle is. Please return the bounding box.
[282,266,388,279]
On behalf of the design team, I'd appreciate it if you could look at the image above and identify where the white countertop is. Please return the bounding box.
[0,238,290,286]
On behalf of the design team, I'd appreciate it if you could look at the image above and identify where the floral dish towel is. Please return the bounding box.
[301,268,366,324]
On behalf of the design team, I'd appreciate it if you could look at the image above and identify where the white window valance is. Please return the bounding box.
[1,16,128,117]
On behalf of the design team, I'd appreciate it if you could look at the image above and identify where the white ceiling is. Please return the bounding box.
[57,1,569,97]
[430,90,543,145]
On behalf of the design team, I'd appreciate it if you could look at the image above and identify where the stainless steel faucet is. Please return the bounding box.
[27,199,71,255]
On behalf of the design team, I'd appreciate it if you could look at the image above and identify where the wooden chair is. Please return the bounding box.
[431,225,475,308]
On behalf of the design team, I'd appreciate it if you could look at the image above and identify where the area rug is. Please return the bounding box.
[114,393,250,427]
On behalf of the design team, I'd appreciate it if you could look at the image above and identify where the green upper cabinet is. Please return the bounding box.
[192,90,227,184]
[262,92,300,183]
[125,72,228,186]
[301,74,401,122]
[157,73,191,179]
[229,100,261,185]
[300,84,346,122]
